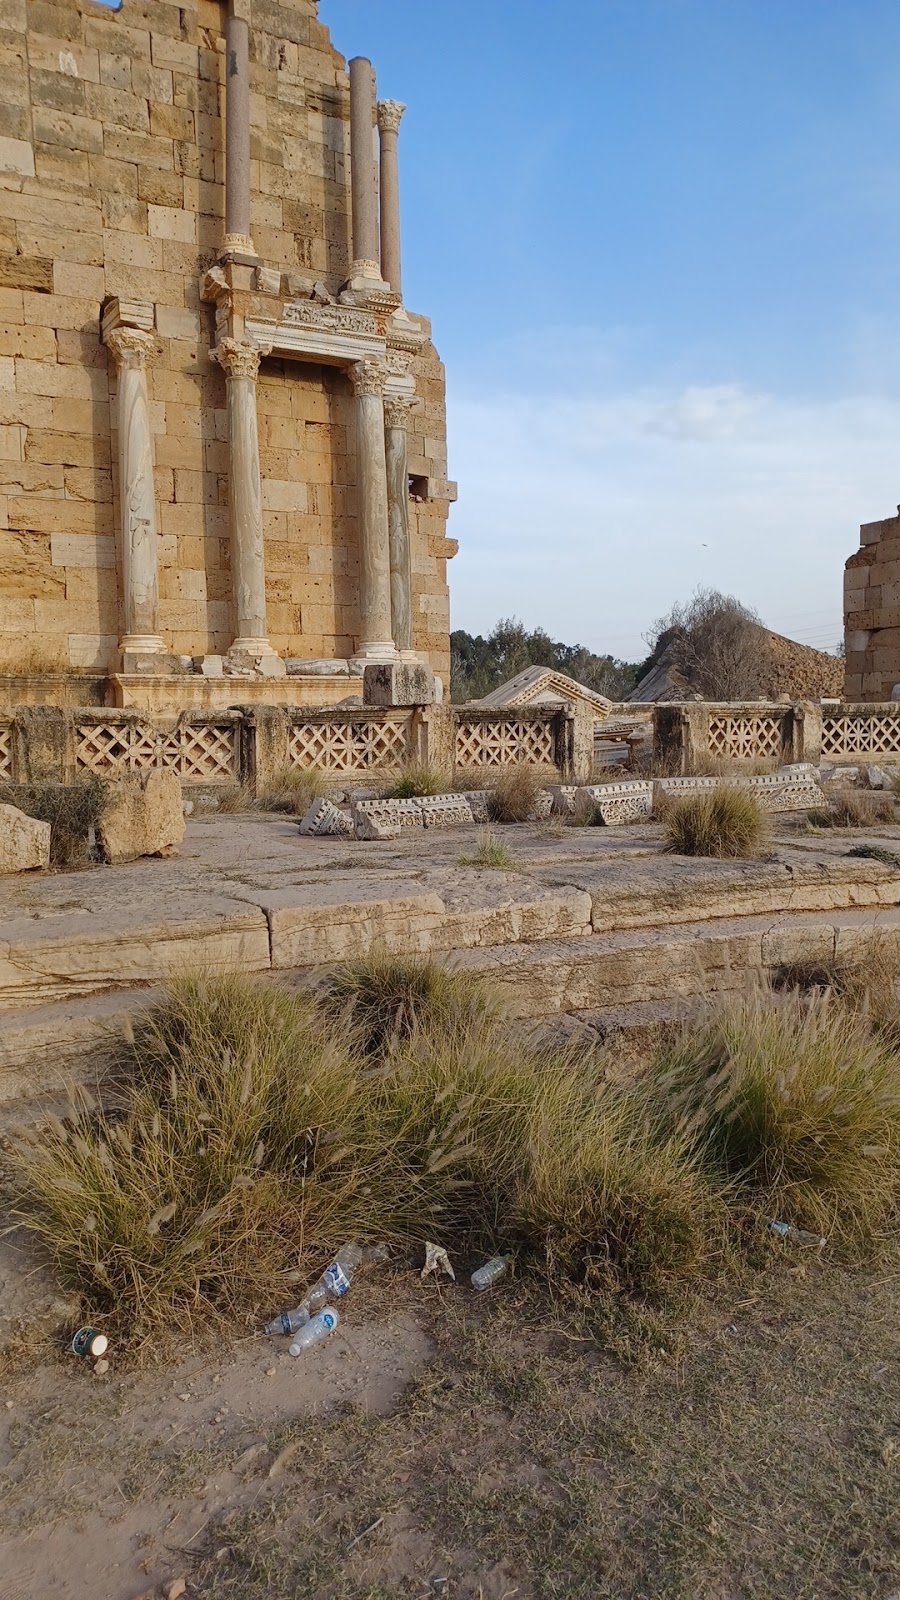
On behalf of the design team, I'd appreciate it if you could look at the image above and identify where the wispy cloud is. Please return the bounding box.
[445,374,900,658]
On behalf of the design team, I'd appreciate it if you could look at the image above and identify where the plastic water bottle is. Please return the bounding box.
[288,1306,339,1356]
[768,1220,826,1247]
[265,1243,389,1335]
[471,1255,510,1291]
[264,1306,311,1337]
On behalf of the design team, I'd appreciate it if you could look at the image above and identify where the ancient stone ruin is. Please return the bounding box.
[0,0,456,712]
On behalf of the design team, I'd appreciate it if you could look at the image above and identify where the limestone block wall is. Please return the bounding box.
[844,508,900,700]
[0,0,454,683]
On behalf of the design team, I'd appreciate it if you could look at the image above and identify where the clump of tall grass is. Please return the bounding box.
[664,786,767,858]
[652,988,900,1243]
[257,764,329,816]
[381,760,447,799]
[0,776,108,866]
[9,975,375,1334]
[808,789,897,829]
[319,949,500,1057]
[486,764,546,823]
[9,960,723,1335]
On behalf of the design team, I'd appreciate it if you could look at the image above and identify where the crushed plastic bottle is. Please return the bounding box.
[289,1306,339,1356]
[768,1220,826,1248]
[265,1242,389,1335]
[471,1255,510,1291]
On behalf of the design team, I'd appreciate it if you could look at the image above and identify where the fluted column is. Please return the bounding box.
[223,4,254,255]
[105,327,165,657]
[213,338,275,656]
[349,361,396,660]
[384,395,416,656]
[377,100,405,298]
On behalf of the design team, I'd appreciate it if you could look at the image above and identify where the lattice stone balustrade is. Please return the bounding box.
[455,716,557,769]
[288,713,413,773]
[75,719,239,783]
[0,723,11,781]
[822,714,900,758]
[707,713,787,761]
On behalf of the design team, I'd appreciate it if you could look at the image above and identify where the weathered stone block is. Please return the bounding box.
[0,802,50,873]
[298,796,353,837]
[363,661,436,707]
[97,770,186,864]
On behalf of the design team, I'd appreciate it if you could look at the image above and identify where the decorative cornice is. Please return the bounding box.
[384,395,419,429]
[105,326,160,367]
[212,337,272,379]
[348,359,387,398]
[376,99,406,135]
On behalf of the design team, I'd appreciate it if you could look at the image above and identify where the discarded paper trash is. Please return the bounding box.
[421,1241,456,1281]
[70,1326,108,1359]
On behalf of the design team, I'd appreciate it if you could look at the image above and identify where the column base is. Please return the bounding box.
[343,259,392,296]
[350,641,399,668]
[225,641,287,679]
[221,232,256,257]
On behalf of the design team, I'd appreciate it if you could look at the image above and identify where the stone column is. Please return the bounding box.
[105,327,165,659]
[213,338,276,659]
[349,361,396,660]
[384,394,416,656]
[223,3,254,254]
[348,57,387,290]
[377,99,406,298]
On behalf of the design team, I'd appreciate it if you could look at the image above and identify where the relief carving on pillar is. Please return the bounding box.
[376,99,406,134]
[212,337,273,379]
[105,327,160,369]
[349,359,388,398]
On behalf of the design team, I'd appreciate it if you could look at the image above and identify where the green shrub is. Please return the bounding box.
[651,989,900,1242]
[664,786,767,858]
[0,776,108,866]
[486,764,546,823]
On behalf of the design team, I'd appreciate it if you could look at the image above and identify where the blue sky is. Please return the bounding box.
[328,1,900,658]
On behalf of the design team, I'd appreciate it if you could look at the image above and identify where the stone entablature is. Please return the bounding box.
[0,0,456,706]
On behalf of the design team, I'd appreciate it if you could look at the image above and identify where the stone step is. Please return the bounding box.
[0,985,161,1110]
[445,906,900,1018]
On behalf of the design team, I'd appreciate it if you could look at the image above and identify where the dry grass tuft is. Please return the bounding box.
[808,788,897,828]
[664,786,768,858]
[0,776,108,867]
[9,974,375,1335]
[652,987,900,1243]
[318,949,501,1058]
[457,828,518,869]
[210,782,255,815]
[257,764,330,815]
[381,760,447,799]
[486,763,546,823]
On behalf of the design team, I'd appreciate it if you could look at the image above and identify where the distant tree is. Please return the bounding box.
[450,617,640,703]
[646,588,773,700]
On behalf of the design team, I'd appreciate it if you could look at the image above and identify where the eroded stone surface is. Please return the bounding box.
[0,803,51,875]
[298,797,354,837]
[98,771,185,865]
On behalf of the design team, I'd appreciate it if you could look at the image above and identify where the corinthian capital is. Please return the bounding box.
[348,359,387,399]
[105,326,160,369]
[212,337,272,379]
[383,394,418,429]
[376,99,406,135]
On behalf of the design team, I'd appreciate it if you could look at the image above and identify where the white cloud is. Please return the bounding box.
[445,377,900,659]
